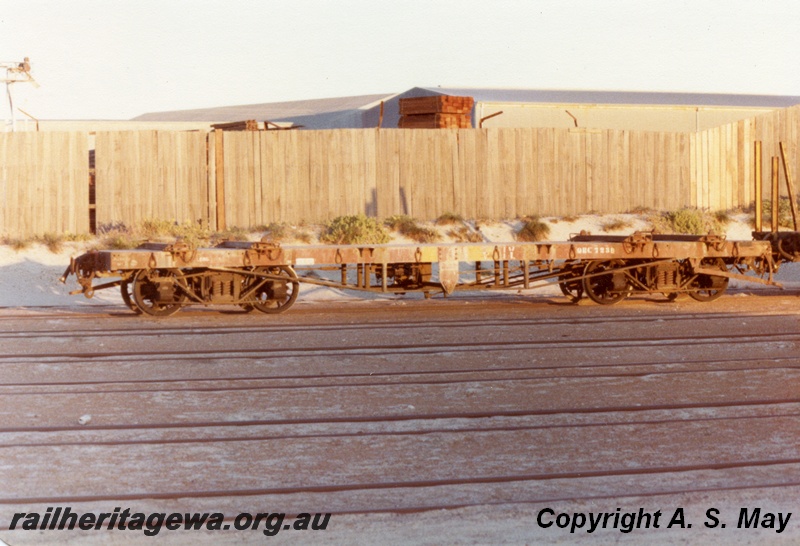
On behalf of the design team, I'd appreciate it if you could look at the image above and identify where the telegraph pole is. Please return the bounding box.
[1,57,38,131]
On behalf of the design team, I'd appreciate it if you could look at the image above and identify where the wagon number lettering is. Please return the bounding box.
[575,246,616,255]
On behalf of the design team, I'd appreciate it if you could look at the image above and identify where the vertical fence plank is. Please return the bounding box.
[456,129,477,218]
[363,129,378,217]
[552,129,569,215]
[677,133,690,209]
[627,131,641,211]
[724,122,737,209]
[206,132,217,229]
[737,120,747,207]
[376,129,400,217]
[536,128,555,215]
[497,129,516,218]
[605,130,619,213]
[654,132,666,211]
[481,128,497,217]
[259,131,276,223]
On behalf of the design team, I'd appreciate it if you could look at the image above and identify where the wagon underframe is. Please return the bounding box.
[60,231,784,317]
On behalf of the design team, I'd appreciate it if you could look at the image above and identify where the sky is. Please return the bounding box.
[1,0,799,121]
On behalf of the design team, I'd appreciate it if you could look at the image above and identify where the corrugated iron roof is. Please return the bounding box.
[131,93,393,123]
[131,87,800,125]
[418,87,800,108]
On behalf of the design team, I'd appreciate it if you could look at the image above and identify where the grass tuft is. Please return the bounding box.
[3,237,34,251]
[38,232,65,253]
[447,225,483,243]
[384,215,440,243]
[600,217,634,233]
[211,227,250,243]
[435,212,464,226]
[516,216,551,242]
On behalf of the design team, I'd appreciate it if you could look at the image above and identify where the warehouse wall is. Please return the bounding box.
[474,102,773,132]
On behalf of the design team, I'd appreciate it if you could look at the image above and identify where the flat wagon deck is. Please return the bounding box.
[61,231,784,316]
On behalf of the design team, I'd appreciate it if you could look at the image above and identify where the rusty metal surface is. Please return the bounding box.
[81,237,773,272]
[60,233,785,314]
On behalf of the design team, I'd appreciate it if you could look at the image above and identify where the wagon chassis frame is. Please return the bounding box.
[61,230,785,316]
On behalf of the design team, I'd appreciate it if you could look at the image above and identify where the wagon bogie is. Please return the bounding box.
[686,258,729,302]
[119,279,141,314]
[557,261,585,303]
[131,268,186,317]
[582,259,631,305]
[244,266,300,314]
[575,257,734,304]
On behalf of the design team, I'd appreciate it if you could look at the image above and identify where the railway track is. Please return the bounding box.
[2,307,798,336]
[1,298,799,541]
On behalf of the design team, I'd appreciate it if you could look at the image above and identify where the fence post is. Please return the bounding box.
[214,129,226,231]
[771,156,779,233]
[780,142,798,231]
[754,141,762,232]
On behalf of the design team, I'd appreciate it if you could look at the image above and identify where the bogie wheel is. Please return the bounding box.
[689,259,729,302]
[582,260,630,305]
[131,269,187,317]
[249,266,300,314]
[558,262,584,303]
[664,292,682,302]
[120,278,142,314]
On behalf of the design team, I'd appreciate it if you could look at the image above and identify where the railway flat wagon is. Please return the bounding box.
[61,231,785,317]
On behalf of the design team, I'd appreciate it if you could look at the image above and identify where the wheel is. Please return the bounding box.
[558,262,584,303]
[582,260,629,305]
[247,266,299,314]
[120,278,142,314]
[688,259,729,302]
[131,269,187,316]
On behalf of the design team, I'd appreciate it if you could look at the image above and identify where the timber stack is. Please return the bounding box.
[211,120,261,131]
[398,95,474,128]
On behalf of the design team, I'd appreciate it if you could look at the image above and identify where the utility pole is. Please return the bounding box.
[1,57,39,132]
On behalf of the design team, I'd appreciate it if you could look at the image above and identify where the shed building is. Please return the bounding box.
[131,86,800,133]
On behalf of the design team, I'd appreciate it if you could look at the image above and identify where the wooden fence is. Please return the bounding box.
[218,128,694,226]
[94,131,209,229]
[691,105,800,210]
[212,104,800,227]
[0,132,89,236]
[0,105,798,237]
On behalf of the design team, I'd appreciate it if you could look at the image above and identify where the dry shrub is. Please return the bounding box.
[39,232,65,253]
[516,216,551,242]
[601,217,634,233]
[447,225,483,243]
[211,227,250,243]
[435,212,464,226]
[759,198,797,229]
[384,215,440,243]
[3,237,34,251]
[321,215,390,245]
[650,208,723,235]
[254,222,313,244]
